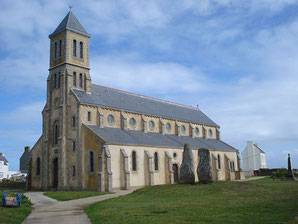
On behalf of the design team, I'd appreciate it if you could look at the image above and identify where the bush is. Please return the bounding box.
[271,171,287,179]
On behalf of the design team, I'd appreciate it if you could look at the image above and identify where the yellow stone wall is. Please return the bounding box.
[30,137,43,189]
[50,31,66,68]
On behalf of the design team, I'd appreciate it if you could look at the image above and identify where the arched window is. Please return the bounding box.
[84,74,87,90]
[54,42,57,59]
[53,121,59,145]
[79,73,83,88]
[217,154,221,169]
[72,165,76,177]
[73,39,77,57]
[53,73,57,89]
[80,41,83,59]
[132,151,137,171]
[59,39,62,57]
[36,157,41,175]
[90,151,94,172]
[73,72,77,86]
[154,152,158,171]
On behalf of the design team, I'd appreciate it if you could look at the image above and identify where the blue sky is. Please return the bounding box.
[0,0,298,170]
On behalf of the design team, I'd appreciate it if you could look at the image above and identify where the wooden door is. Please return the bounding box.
[53,158,58,188]
[173,164,179,183]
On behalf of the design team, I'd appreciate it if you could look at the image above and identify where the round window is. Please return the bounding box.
[129,118,136,127]
[149,121,155,130]
[195,127,199,135]
[166,123,171,131]
[181,125,186,133]
[208,129,213,137]
[107,115,115,125]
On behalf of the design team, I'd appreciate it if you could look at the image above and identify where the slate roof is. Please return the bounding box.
[49,11,90,38]
[73,85,219,127]
[254,144,265,154]
[86,125,237,151]
[0,154,8,165]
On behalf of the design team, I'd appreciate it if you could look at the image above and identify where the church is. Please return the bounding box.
[28,11,243,191]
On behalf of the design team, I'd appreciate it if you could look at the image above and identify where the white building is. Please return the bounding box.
[0,153,9,180]
[242,141,266,171]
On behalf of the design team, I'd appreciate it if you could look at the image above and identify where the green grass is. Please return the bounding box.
[44,191,110,201]
[0,187,32,224]
[86,178,298,224]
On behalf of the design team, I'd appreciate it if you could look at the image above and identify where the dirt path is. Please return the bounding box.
[22,190,133,224]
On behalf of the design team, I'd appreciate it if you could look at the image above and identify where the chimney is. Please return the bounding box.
[25,146,30,152]
[0,153,3,157]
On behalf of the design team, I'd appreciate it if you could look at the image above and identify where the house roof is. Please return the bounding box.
[85,125,237,151]
[73,85,219,127]
[49,11,90,38]
[0,155,8,165]
[254,144,265,154]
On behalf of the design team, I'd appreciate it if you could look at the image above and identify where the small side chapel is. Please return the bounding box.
[28,11,243,191]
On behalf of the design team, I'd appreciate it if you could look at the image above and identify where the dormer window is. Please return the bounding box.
[73,39,77,57]
[79,41,83,59]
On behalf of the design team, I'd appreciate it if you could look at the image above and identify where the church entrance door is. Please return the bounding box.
[53,158,58,188]
[173,164,179,183]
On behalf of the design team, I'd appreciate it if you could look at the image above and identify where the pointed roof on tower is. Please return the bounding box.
[49,11,90,38]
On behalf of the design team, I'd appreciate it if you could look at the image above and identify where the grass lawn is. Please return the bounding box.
[44,191,110,201]
[86,178,298,224]
[0,187,32,224]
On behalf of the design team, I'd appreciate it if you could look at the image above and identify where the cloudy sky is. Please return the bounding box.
[1,0,298,170]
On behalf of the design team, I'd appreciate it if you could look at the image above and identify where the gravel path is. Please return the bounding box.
[22,190,133,224]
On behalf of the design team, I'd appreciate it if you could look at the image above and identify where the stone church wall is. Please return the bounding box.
[30,136,43,189]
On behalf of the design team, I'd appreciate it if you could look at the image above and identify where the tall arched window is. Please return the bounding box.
[73,39,77,57]
[90,151,94,172]
[217,154,221,169]
[54,42,57,59]
[53,121,59,145]
[59,39,62,57]
[132,151,137,171]
[84,74,87,90]
[154,152,158,171]
[73,72,77,86]
[53,73,57,89]
[79,73,83,88]
[79,41,83,59]
[36,157,41,175]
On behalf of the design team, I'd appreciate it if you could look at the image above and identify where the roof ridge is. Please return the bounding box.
[91,83,200,111]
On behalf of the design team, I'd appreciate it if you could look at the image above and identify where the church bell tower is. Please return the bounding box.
[42,10,91,190]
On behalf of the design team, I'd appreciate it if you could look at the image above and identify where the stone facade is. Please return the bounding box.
[28,11,244,191]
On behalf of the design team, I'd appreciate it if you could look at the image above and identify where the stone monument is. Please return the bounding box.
[197,148,213,183]
[286,154,296,181]
[179,144,195,184]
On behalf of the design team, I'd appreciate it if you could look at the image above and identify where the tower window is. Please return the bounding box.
[72,165,76,177]
[53,74,57,89]
[80,41,83,59]
[87,111,91,121]
[217,154,221,169]
[72,116,76,128]
[54,42,57,59]
[89,151,94,172]
[84,74,87,90]
[57,72,60,88]
[73,72,76,86]
[79,73,83,88]
[53,121,59,145]
[36,157,41,176]
[154,152,159,171]
[73,39,77,57]
[132,151,137,171]
[72,140,76,152]
[59,39,62,57]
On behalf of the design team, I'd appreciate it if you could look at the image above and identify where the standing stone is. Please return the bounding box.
[197,148,213,184]
[179,144,195,184]
[286,154,296,181]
